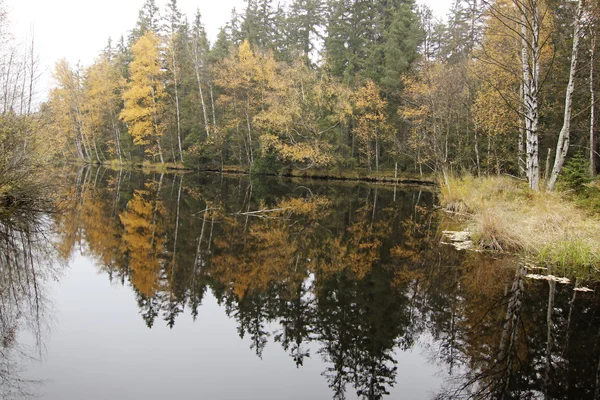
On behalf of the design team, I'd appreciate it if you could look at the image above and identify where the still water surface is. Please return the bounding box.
[2,168,600,399]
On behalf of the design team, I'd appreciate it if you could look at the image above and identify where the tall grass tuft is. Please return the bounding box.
[439,175,600,276]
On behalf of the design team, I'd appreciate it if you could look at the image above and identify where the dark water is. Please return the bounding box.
[2,167,600,399]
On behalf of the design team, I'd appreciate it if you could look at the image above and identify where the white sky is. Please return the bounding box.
[4,0,451,100]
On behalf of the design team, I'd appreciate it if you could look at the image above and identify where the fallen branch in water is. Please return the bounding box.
[524,274,571,284]
[442,209,470,217]
[233,207,291,217]
[192,207,220,216]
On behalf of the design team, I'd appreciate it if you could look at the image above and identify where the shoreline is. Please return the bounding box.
[62,160,437,187]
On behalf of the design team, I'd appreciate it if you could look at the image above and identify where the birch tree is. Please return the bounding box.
[519,0,542,190]
[590,6,598,176]
[590,27,596,176]
[50,59,93,162]
[164,0,184,163]
[188,9,211,138]
[548,0,585,190]
[483,0,553,190]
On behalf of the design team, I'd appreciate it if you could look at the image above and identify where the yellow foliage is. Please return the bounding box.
[119,190,166,296]
[353,80,394,166]
[120,31,166,158]
[472,0,555,137]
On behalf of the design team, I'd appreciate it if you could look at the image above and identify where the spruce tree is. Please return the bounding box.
[287,0,324,58]
[131,0,160,41]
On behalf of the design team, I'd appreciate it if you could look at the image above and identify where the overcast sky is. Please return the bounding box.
[4,0,451,100]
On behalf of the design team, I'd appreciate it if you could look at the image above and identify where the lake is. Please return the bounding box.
[2,167,599,399]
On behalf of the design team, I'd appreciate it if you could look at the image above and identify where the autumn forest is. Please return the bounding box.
[31,0,597,188]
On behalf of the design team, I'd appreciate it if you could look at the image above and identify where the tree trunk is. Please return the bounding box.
[210,83,217,133]
[110,110,123,164]
[591,33,597,177]
[246,96,254,164]
[170,44,184,163]
[150,86,164,163]
[90,127,102,164]
[544,147,552,185]
[194,205,208,270]
[497,264,524,396]
[27,34,37,115]
[172,175,182,266]
[194,63,210,137]
[375,133,379,175]
[521,2,541,191]
[544,270,556,398]
[518,84,526,177]
[548,0,584,190]
[474,121,481,177]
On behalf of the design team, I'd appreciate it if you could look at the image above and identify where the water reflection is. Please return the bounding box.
[51,167,600,399]
[0,203,62,398]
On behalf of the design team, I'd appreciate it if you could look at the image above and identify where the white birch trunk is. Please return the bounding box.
[192,51,210,138]
[170,38,183,163]
[518,84,526,177]
[27,33,38,115]
[548,0,584,190]
[246,96,253,164]
[210,83,217,133]
[150,86,164,163]
[521,1,540,191]
[590,33,596,176]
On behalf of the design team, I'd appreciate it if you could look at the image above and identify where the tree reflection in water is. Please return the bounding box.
[53,166,600,400]
[0,202,62,399]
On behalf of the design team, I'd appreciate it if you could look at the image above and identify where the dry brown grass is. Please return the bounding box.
[440,175,600,274]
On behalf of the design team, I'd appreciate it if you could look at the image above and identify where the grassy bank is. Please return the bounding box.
[440,175,600,275]
[283,167,433,184]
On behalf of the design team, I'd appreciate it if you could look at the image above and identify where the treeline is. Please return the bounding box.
[43,0,600,190]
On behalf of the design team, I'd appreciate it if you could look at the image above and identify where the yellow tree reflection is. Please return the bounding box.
[119,189,166,297]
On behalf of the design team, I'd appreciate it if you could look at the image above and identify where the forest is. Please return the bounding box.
[20,0,596,190]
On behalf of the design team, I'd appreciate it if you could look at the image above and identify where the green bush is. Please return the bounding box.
[250,153,284,176]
